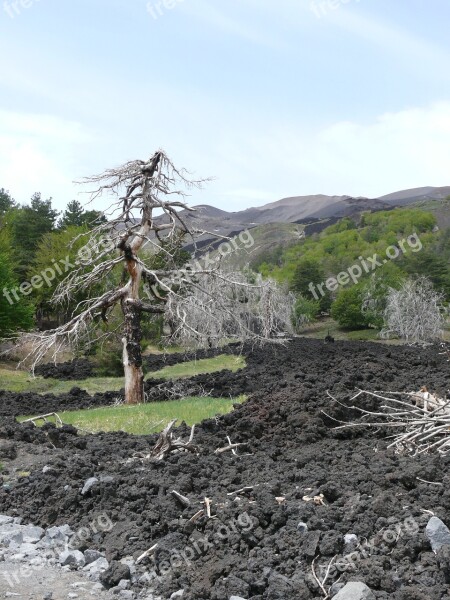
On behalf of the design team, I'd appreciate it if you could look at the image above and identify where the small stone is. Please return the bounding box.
[68,594,79,599]
[83,557,109,581]
[170,591,184,599]
[229,597,247,600]
[333,582,375,600]
[344,534,358,545]
[425,517,450,553]
[81,477,99,495]
[59,550,86,569]
[297,522,308,533]
[100,561,131,589]
[84,549,103,565]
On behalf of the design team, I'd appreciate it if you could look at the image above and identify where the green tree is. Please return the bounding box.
[0,239,34,336]
[6,193,59,278]
[291,258,331,311]
[58,200,107,229]
[331,284,368,329]
[0,188,15,215]
[58,200,84,228]
[31,225,117,325]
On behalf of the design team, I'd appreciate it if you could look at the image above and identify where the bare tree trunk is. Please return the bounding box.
[122,294,144,405]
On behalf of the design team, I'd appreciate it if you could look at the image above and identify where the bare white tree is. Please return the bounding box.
[380,277,445,343]
[163,271,295,348]
[15,150,293,404]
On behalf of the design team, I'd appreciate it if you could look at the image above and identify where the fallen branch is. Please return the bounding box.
[187,509,204,524]
[170,490,191,507]
[227,486,255,496]
[22,413,64,428]
[150,420,198,460]
[214,441,245,455]
[136,543,158,564]
[311,555,337,599]
[324,388,450,456]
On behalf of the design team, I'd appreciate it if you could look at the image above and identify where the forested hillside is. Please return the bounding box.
[256,207,450,328]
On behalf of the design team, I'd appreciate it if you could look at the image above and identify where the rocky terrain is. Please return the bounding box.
[0,339,449,599]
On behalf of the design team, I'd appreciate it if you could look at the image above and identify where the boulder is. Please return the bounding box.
[333,582,375,600]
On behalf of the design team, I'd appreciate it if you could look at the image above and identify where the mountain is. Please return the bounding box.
[177,186,450,245]
[379,186,450,206]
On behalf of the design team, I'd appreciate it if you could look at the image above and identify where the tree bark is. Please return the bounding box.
[122,295,144,405]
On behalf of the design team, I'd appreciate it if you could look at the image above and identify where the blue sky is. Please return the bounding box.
[1,0,450,212]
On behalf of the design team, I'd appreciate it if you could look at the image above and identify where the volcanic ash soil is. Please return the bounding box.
[0,338,450,599]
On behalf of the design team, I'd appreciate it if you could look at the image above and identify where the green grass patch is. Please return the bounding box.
[0,354,245,396]
[18,395,247,435]
[148,355,245,380]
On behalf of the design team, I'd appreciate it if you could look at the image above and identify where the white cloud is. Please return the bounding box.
[0,110,91,208]
[205,101,450,205]
[1,102,449,215]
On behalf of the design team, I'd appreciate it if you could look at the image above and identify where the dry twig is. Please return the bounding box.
[324,388,450,456]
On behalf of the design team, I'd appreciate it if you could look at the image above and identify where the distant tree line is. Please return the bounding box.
[0,189,106,336]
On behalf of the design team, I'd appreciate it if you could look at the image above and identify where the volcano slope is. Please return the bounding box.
[0,338,449,600]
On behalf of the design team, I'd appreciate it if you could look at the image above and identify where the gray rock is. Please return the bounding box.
[229,597,247,600]
[170,591,184,599]
[330,582,346,597]
[16,542,40,557]
[425,517,450,553]
[333,582,375,600]
[118,592,134,599]
[22,525,45,543]
[296,522,308,533]
[46,524,73,539]
[0,528,23,546]
[84,549,104,565]
[0,515,14,525]
[59,549,86,569]
[81,477,99,495]
[83,556,110,581]
[100,475,115,484]
[118,579,131,590]
[344,534,358,545]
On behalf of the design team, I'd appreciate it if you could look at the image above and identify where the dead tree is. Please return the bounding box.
[380,277,445,344]
[16,150,293,404]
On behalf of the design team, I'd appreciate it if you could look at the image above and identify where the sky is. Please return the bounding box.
[1,0,450,213]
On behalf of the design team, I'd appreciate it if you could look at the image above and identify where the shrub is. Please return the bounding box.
[293,295,321,329]
[331,285,368,329]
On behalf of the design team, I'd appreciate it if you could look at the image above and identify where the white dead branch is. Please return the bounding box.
[380,277,445,343]
[311,555,338,599]
[150,419,198,460]
[325,388,450,455]
[22,412,64,428]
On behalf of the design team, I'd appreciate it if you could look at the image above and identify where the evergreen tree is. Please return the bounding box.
[58,200,106,229]
[0,240,34,336]
[0,188,15,214]
[6,193,59,278]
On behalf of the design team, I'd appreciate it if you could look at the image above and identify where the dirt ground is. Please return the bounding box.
[1,338,449,599]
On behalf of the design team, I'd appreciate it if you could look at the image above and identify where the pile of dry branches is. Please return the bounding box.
[325,388,450,455]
